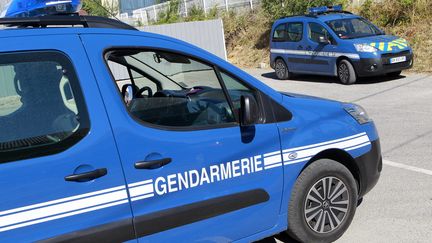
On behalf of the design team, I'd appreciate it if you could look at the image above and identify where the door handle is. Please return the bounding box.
[135,158,172,169]
[65,168,107,182]
[306,46,312,50]
[297,45,303,50]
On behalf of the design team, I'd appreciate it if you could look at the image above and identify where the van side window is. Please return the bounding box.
[105,50,237,129]
[273,24,287,41]
[308,22,335,44]
[0,51,89,163]
[287,22,303,42]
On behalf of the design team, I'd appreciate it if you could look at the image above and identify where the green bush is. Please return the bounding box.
[155,1,218,25]
[261,0,348,19]
[156,0,181,24]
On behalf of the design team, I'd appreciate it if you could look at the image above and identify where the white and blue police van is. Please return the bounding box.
[270,6,413,84]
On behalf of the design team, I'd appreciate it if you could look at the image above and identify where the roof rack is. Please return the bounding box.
[278,14,317,20]
[308,6,353,15]
[0,15,137,31]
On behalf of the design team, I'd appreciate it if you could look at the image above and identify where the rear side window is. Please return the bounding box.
[273,24,287,41]
[287,22,303,42]
[0,51,89,163]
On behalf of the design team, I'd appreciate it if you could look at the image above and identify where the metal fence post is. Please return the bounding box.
[184,0,188,17]
[203,0,207,15]
[153,5,157,22]
[225,0,229,11]
[250,0,253,10]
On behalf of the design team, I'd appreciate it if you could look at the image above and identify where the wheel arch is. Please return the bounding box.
[335,56,357,77]
[271,55,284,69]
[301,149,361,193]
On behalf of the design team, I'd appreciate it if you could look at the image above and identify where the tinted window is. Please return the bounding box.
[106,50,236,129]
[220,71,258,111]
[273,24,287,41]
[287,22,303,42]
[308,22,334,44]
[326,18,382,39]
[0,52,89,162]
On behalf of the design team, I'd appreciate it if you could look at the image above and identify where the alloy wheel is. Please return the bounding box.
[275,61,286,79]
[338,63,350,83]
[304,176,350,234]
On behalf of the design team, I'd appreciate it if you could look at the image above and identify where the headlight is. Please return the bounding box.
[343,103,371,124]
[354,43,378,53]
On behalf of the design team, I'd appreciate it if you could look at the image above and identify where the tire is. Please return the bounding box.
[275,58,291,80]
[286,159,358,243]
[387,71,402,77]
[338,59,357,85]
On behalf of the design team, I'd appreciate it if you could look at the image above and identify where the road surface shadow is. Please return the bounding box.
[255,233,300,243]
[261,71,405,85]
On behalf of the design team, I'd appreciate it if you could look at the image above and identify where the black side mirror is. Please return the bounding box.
[240,95,259,126]
[318,36,330,44]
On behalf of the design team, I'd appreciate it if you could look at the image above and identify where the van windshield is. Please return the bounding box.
[326,18,383,39]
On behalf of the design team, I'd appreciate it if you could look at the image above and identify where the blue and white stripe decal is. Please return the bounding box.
[0,132,370,232]
[0,186,129,232]
[270,48,361,60]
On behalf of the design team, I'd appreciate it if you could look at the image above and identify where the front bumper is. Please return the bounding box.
[354,139,382,197]
[353,50,413,77]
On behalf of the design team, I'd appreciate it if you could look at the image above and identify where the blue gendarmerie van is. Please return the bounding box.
[0,14,381,243]
[270,5,413,84]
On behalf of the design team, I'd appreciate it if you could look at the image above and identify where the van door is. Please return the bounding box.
[284,21,307,72]
[81,34,284,242]
[271,22,305,73]
[0,36,134,241]
[303,21,338,75]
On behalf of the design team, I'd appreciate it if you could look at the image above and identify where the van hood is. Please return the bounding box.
[351,35,410,53]
[280,91,334,102]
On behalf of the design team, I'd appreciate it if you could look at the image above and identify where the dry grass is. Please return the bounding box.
[223,10,272,68]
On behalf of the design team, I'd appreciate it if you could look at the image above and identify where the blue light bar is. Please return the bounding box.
[1,0,81,18]
[308,5,343,15]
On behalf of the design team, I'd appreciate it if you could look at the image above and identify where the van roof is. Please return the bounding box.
[274,12,358,26]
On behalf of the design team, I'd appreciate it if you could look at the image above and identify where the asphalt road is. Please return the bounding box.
[246,69,432,243]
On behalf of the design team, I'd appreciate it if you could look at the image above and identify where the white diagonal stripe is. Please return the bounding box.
[128,179,153,188]
[270,49,360,59]
[283,133,366,153]
[264,151,282,157]
[283,135,369,162]
[0,185,126,217]
[129,183,154,197]
[131,193,155,202]
[345,141,371,151]
[264,163,283,170]
[0,190,128,228]
[263,154,282,166]
[0,199,129,232]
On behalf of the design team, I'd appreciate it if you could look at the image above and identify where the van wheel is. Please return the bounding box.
[286,159,358,243]
[338,60,357,84]
[275,59,291,80]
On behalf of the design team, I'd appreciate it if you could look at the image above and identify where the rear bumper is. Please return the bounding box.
[354,139,382,197]
[353,52,413,77]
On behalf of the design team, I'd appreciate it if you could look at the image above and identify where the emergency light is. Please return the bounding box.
[0,0,81,18]
[308,5,343,15]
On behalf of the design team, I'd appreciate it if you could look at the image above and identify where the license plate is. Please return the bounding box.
[390,56,406,64]
[55,4,67,12]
